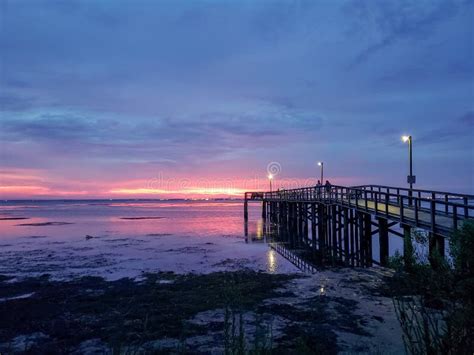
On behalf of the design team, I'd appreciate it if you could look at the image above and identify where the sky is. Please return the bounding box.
[0,0,473,199]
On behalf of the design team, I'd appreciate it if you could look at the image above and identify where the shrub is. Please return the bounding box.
[391,221,474,354]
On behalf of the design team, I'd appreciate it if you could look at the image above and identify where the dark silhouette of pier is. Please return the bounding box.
[244,185,474,267]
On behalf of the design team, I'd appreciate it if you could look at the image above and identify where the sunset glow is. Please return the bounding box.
[109,187,248,197]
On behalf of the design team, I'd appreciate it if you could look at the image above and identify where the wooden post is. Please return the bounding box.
[326,205,332,255]
[303,204,309,246]
[278,201,281,233]
[268,201,272,224]
[354,211,360,266]
[350,209,355,266]
[290,203,297,248]
[358,212,365,266]
[268,201,273,224]
[244,195,248,238]
[337,206,342,259]
[318,203,325,255]
[244,194,248,222]
[292,203,297,245]
[364,213,372,266]
[429,232,445,266]
[343,208,349,265]
[311,203,317,254]
[287,203,293,246]
[378,217,389,266]
[273,201,278,224]
[331,205,337,261]
[403,225,413,270]
[298,203,303,246]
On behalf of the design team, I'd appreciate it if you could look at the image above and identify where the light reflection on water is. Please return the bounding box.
[267,249,277,273]
[319,277,328,296]
[256,220,264,239]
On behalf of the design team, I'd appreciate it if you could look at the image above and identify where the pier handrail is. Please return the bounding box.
[245,184,474,235]
[351,184,474,203]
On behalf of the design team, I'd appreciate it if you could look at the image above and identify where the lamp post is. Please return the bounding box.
[268,174,273,192]
[317,162,324,184]
[402,135,414,205]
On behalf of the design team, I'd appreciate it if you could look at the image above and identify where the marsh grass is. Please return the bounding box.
[388,221,474,354]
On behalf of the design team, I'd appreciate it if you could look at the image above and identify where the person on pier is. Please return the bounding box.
[316,180,322,198]
[325,180,332,197]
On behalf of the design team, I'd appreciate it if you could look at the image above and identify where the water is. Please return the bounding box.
[0,200,297,280]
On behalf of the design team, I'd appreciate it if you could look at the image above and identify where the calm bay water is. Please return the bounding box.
[0,200,256,240]
[0,200,295,279]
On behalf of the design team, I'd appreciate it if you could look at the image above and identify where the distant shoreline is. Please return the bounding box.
[1,198,245,203]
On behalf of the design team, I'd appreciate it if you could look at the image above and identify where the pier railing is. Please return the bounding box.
[353,184,473,207]
[246,184,474,235]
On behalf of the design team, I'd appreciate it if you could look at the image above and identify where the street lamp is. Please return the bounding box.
[267,174,273,192]
[402,135,415,204]
[317,162,324,184]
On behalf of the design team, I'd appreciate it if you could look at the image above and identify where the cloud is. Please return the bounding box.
[459,111,474,126]
[0,94,35,111]
[345,0,465,67]
[0,105,324,171]
[415,111,474,145]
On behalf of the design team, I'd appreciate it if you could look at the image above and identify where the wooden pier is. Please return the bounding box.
[244,185,474,267]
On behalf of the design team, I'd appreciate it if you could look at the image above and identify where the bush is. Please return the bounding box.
[450,220,474,276]
[390,221,474,354]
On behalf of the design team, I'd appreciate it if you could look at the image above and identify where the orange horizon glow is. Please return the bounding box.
[1,168,364,199]
[109,187,248,196]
